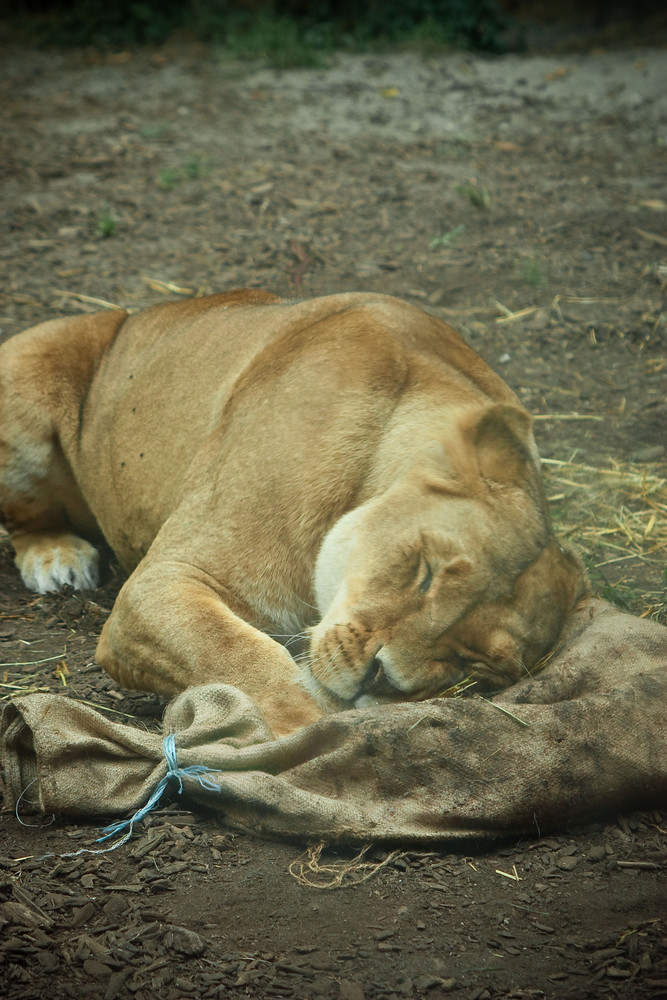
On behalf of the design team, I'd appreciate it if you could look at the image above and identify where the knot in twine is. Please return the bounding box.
[15,734,222,860]
[96,733,221,849]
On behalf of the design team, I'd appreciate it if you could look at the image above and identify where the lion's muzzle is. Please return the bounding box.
[307,621,389,703]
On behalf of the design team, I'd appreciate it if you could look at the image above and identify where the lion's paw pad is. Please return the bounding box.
[16,535,100,594]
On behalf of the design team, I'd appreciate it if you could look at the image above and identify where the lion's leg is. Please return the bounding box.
[96,556,322,736]
[0,322,107,594]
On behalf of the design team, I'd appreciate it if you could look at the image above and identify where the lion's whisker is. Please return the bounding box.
[292,651,312,665]
[295,594,320,613]
[283,631,310,650]
[302,643,343,686]
[519,657,533,678]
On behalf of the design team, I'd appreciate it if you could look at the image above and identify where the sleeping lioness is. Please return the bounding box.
[0,290,587,735]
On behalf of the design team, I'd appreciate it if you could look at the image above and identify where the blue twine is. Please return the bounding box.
[13,734,221,863]
[96,733,222,847]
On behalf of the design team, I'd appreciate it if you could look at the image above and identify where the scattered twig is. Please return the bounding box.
[495,306,538,325]
[616,860,662,870]
[635,227,667,247]
[1,651,67,669]
[496,864,522,881]
[290,240,312,296]
[54,290,124,310]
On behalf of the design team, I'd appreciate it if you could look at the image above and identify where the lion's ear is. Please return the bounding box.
[469,404,534,487]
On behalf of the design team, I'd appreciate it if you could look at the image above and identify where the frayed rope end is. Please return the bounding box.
[13,733,222,862]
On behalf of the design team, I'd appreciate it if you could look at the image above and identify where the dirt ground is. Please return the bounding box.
[1,31,666,1000]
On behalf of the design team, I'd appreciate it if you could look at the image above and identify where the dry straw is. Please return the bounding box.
[288,842,402,889]
[542,456,666,622]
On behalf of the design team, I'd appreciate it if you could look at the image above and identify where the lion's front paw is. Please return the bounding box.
[13,532,100,593]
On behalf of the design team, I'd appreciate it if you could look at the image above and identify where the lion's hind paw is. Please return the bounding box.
[13,532,100,594]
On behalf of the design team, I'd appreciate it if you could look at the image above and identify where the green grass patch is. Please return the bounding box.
[96,209,118,238]
[518,255,546,287]
[139,122,171,140]
[157,155,210,190]
[430,225,465,249]
[457,180,491,210]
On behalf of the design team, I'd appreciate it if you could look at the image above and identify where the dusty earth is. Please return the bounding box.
[1,33,666,1000]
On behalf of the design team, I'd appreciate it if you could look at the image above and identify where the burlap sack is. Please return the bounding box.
[1,598,666,844]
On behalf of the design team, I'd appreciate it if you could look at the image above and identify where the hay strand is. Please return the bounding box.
[477,696,530,727]
[54,290,124,310]
[142,276,195,295]
[544,456,666,621]
[288,843,402,889]
[1,650,67,669]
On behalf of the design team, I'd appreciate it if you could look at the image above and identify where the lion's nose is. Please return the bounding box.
[364,657,384,689]
[360,650,398,696]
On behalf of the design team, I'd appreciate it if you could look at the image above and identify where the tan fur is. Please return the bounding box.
[0,291,587,734]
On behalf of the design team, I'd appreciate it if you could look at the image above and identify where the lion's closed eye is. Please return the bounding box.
[418,559,433,594]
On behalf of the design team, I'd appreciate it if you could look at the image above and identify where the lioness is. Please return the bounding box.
[0,290,586,735]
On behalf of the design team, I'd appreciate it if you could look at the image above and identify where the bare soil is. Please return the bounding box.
[0,37,666,1000]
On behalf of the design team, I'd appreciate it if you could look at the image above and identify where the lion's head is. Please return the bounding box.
[303,403,587,710]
